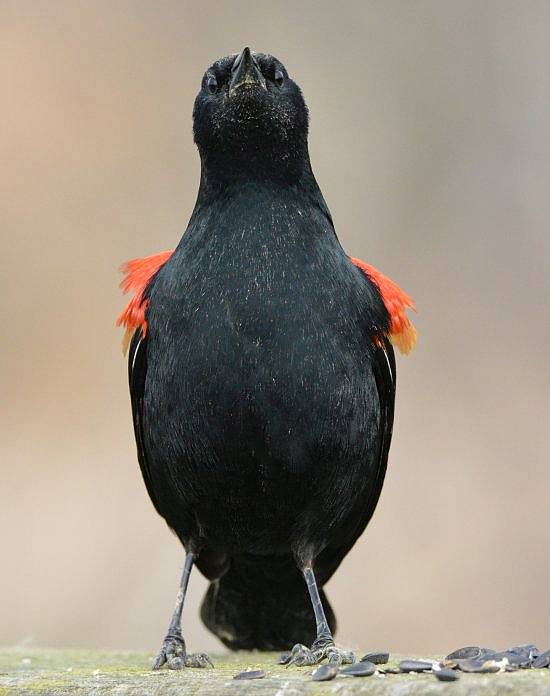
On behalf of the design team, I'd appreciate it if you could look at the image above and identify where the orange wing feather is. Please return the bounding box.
[350,256,417,354]
[116,250,173,354]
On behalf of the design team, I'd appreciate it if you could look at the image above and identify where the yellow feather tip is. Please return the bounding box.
[390,324,417,355]
[121,328,134,356]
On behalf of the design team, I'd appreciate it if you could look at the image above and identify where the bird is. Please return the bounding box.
[117,47,416,670]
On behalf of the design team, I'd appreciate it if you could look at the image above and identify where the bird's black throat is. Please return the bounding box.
[193,50,311,188]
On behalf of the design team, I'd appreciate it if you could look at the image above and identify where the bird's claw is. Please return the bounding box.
[152,631,213,670]
[152,632,184,670]
[282,642,355,667]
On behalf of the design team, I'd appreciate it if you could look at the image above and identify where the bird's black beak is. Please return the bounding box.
[229,47,267,96]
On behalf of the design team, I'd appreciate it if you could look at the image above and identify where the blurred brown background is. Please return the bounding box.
[2,0,549,656]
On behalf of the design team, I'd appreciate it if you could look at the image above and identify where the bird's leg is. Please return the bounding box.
[305,566,335,652]
[152,552,213,670]
[284,566,355,667]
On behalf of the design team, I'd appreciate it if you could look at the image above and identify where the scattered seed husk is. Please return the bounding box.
[479,650,498,661]
[532,651,550,669]
[399,660,434,673]
[340,661,376,677]
[311,664,339,681]
[456,659,500,673]
[336,643,550,678]
[446,646,496,661]
[510,656,532,668]
[233,669,266,680]
[456,660,485,673]
[491,651,532,668]
[434,668,460,682]
[508,644,540,658]
[361,651,389,665]
[446,646,484,661]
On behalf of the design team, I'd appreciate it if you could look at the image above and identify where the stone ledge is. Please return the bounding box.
[1,649,550,695]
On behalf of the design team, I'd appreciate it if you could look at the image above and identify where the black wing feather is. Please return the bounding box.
[315,335,396,585]
[128,328,161,512]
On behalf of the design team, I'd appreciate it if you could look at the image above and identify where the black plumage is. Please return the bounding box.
[126,48,396,668]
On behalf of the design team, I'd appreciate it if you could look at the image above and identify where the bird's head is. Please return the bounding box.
[193,48,310,181]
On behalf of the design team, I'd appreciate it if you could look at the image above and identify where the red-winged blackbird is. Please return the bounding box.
[118,47,416,669]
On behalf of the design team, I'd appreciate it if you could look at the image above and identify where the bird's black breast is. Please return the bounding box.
[140,184,390,556]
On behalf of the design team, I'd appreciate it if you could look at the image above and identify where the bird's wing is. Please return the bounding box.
[118,250,174,511]
[120,256,232,579]
[315,257,415,583]
[314,334,396,585]
[127,327,163,512]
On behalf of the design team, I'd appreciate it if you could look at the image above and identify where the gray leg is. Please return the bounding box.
[304,567,333,649]
[152,552,213,670]
[284,566,355,667]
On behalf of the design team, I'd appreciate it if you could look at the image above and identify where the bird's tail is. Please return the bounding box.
[200,555,336,651]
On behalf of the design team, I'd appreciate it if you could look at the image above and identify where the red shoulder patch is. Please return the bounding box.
[117,250,173,353]
[350,256,417,354]
[117,250,416,355]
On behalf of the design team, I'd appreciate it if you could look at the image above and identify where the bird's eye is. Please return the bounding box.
[274,69,284,88]
[206,75,218,94]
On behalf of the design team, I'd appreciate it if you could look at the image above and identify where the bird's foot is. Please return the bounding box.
[281,638,355,667]
[152,630,213,670]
